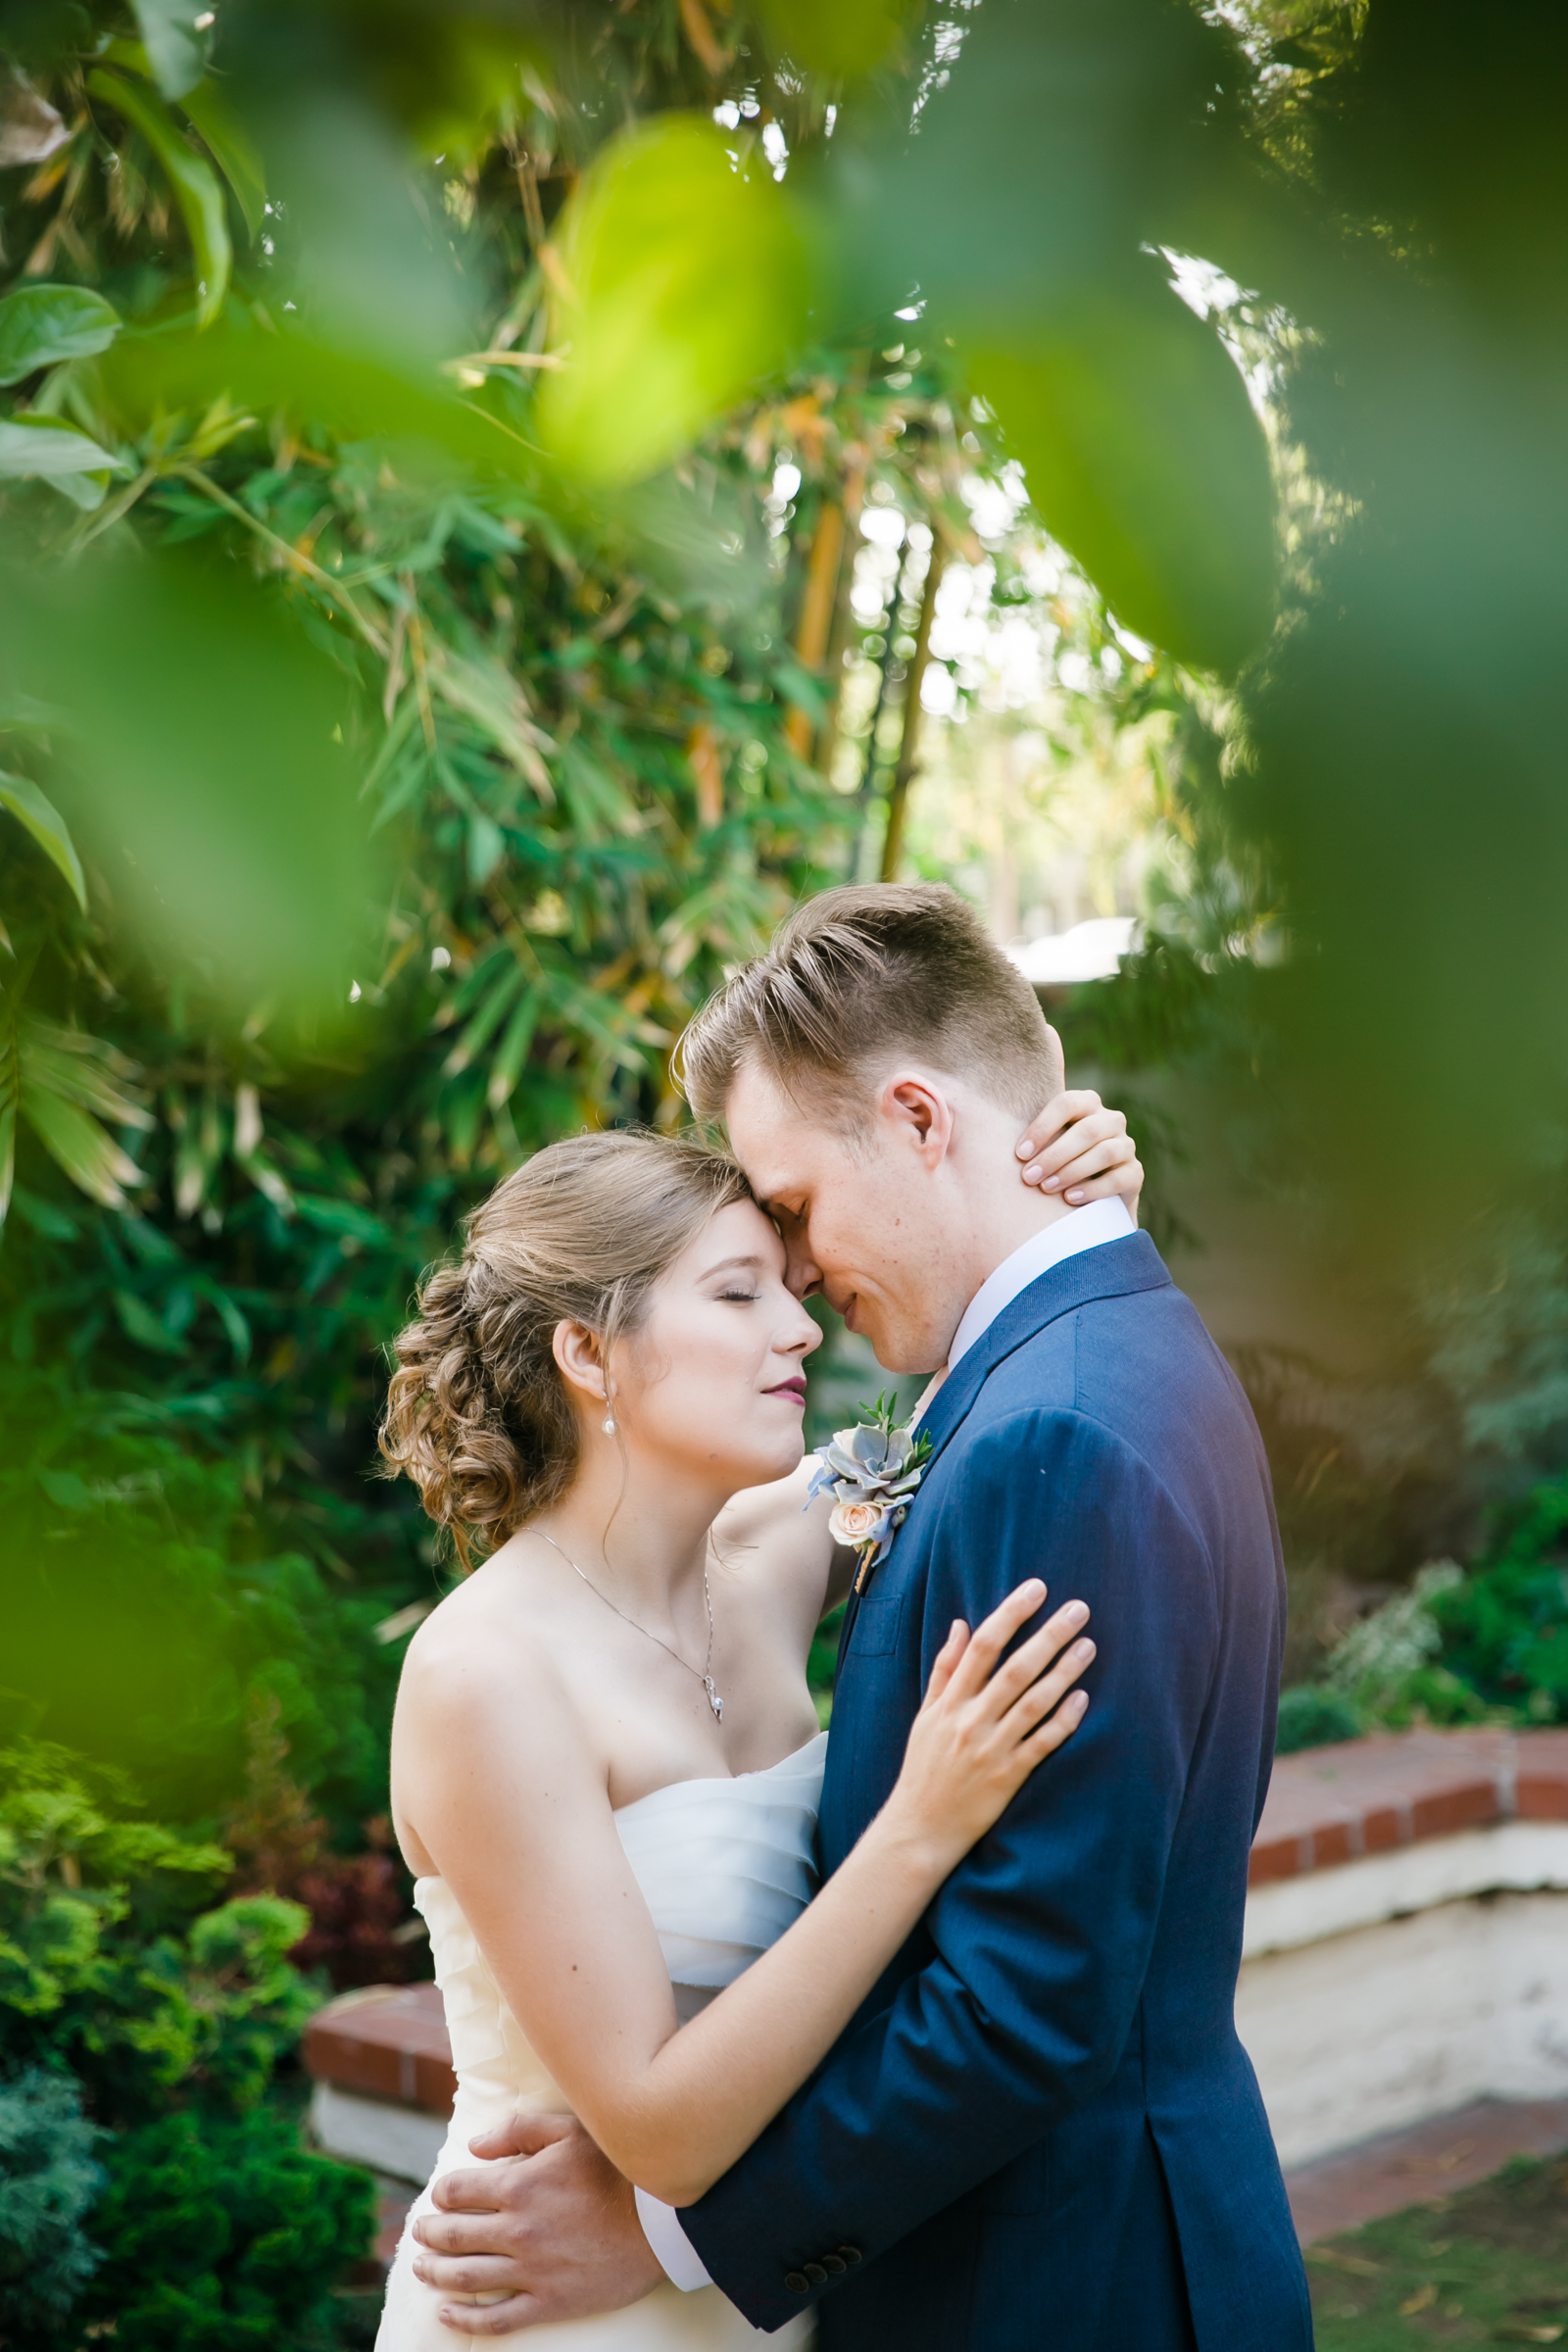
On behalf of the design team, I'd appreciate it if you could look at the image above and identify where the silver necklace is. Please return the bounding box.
[534,1528,724,1722]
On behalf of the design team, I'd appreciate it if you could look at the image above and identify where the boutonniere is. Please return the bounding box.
[808,1393,932,1595]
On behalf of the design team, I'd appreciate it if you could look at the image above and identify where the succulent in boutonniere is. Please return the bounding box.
[808,1393,932,1595]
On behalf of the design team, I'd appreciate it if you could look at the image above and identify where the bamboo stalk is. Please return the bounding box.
[879,541,946,882]
[784,495,848,759]
[813,454,867,780]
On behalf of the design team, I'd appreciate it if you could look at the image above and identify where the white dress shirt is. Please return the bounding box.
[637,1196,1138,2289]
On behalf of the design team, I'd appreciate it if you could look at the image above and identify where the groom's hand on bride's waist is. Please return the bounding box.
[411,2110,662,2334]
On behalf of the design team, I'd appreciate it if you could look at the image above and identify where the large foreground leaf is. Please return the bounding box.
[966,264,1277,678]
[537,114,810,487]
[0,546,374,1022]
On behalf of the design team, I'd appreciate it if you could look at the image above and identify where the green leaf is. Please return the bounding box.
[178,79,267,240]
[486,983,543,1107]
[129,0,212,100]
[0,415,126,479]
[293,1195,391,1248]
[538,114,811,487]
[112,1288,190,1355]
[0,546,373,1022]
[965,263,1278,678]
[0,772,87,909]
[0,1100,13,1231]
[86,69,231,328]
[19,1086,143,1209]
[759,0,915,77]
[0,285,122,387]
[21,1018,152,1131]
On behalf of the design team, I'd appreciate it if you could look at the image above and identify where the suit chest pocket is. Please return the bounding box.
[847,1589,905,1658]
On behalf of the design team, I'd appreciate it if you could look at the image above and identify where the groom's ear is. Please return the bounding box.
[882,1075,955,1166]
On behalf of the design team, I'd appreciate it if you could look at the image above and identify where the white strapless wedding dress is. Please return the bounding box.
[377,1735,826,2350]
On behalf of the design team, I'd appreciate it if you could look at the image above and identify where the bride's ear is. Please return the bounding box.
[553,1318,610,1409]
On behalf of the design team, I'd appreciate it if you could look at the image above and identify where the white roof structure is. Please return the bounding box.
[1004,915,1139,988]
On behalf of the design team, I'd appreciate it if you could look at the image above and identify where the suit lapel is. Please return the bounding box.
[913,1229,1171,1476]
[834,1232,1172,1663]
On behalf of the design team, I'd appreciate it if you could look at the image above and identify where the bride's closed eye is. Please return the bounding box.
[715,1287,761,1303]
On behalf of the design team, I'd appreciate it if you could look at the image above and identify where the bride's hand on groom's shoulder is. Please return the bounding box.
[884,1581,1094,1875]
[411,2111,661,2333]
[1014,1091,1143,1216]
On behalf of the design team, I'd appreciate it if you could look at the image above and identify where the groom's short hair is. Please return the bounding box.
[677,882,1063,1126]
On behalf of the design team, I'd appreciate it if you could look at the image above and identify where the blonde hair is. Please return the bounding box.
[380,1130,752,1569]
[676,882,1062,1127]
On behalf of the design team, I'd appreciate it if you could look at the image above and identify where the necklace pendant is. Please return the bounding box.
[704,1677,723,1723]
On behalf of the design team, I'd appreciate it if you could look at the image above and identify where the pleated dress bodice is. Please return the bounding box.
[377,1734,826,2351]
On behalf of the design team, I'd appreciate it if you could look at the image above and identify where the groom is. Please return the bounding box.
[414,884,1313,2349]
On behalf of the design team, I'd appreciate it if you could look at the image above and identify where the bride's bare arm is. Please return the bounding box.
[397,1581,1092,2209]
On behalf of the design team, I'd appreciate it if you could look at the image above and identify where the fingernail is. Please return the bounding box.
[1022,1162,1042,1184]
[951,1619,962,1640]
[1015,1140,1033,1158]
[1064,1188,1085,1203]
[1070,1690,1088,1710]
[1065,1600,1089,1627]
[1024,1578,1046,1596]
[1042,1174,1061,1191]
[1074,1639,1096,1659]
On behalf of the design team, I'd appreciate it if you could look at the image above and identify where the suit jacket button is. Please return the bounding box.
[821,2254,846,2276]
[784,2273,809,2295]
[839,2245,863,2265]
[803,2263,828,2284]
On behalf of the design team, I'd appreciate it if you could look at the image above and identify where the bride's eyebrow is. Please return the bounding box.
[701,1254,767,1279]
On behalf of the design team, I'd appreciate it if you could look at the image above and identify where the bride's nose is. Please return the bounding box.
[779,1301,820,1359]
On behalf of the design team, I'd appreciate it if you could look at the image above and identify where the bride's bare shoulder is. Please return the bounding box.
[397,1544,568,1724]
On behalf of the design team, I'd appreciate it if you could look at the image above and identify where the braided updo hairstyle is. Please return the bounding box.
[380,1130,753,1568]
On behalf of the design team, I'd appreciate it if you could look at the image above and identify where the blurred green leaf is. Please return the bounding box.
[128,0,213,102]
[0,286,122,388]
[16,1084,143,1212]
[178,78,268,241]
[0,772,87,909]
[113,1288,189,1354]
[85,69,230,329]
[19,1019,154,1136]
[538,114,811,487]
[759,0,914,79]
[0,415,126,480]
[0,548,374,1023]
[0,1011,152,1223]
[967,268,1277,677]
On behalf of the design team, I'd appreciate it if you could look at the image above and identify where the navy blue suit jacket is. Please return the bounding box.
[681,1234,1313,2348]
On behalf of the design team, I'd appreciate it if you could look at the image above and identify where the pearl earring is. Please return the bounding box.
[602,1413,615,1436]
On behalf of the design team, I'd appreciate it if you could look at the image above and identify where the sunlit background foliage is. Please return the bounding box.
[3,0,1568,2338]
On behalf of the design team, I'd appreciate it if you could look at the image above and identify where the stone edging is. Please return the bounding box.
[1248,1726,1568,1886]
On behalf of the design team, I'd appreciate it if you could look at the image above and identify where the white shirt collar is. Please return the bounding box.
[946,1197,1138,1372]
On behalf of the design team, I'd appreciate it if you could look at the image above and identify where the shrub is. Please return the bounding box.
[0,1741,318,2126]
[77,2107,375,2352]
[1274,1474,1568,1749]
[0,2068,104,2348]
[0,1742,374,2346]
[1273,1687,1360,1756]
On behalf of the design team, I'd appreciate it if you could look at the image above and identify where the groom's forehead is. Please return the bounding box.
[726,1062,848,1195]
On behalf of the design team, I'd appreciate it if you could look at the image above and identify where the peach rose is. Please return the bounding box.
[830,1498,886,1547]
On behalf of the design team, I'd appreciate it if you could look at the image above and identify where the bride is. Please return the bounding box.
[376,1108,1139,2349]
